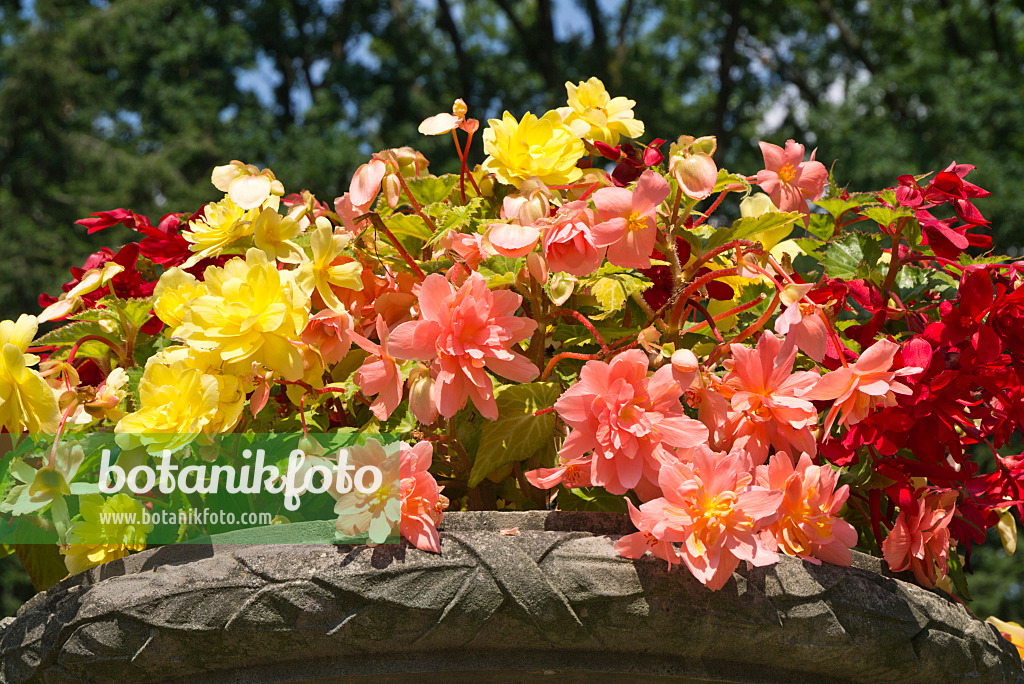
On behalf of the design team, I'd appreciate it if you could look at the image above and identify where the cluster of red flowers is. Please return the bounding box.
[819,166,1022,579]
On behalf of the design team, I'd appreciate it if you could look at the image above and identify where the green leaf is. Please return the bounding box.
[469,382,559,487]
[947,551,973,601]
[125,366,145,412]
[34,320,117,347]
[384,213,432,241]
[861,205,912,230]
[556,486,628,513]
[812,197,861,222]
[805,213,835,241]
[426,196,486,247]
[711,168,748,194]
[822,233,883,281]
[583,264,652,320]
[705,211,802,250]
[404,175,459,205]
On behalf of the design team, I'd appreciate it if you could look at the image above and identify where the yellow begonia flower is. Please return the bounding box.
[987,617,1024,659]
[481,110,586,188]
[253,207,306,264]
[153,267,206,330]
[177,248,313,382]
[147,346,246,436]
[557,77,644,146]
[115,360,220,455]
[182,197,258,267]
[60,493,152,575]
[0,315,59,434]
[298,225,364,312]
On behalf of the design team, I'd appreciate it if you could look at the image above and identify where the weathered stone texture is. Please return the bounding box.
[1,511,1020,682]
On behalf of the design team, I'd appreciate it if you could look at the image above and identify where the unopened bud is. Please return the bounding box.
[526,252,548,284]
[383,174,402,209]
[671,349,699,374]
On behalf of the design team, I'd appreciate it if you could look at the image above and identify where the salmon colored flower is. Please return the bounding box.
[389,273,538,420]
[719,333,820,463]
[332,438,401,544]
[541,201,605,277]
[755,452,857,565]
[302,308,355,364]
[774,296,829,363]
[592,170,669,269]
[651,446,782,590]
[882,489,957,588]
[350,315,404,421]
[524,456,593,490]
[334,159,387,232]
[806,338,922,433]
[552,349,708,499]
[615,498,681,569]
[418,98,479,136]
[755,139,827,215]
[399,440,449,553]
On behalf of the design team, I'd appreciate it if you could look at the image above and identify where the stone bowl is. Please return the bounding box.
[1,511,1021,683]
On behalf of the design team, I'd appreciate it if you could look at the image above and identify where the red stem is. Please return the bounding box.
[551,308,609,353]
[692,190,729,228]
[67,334,124,367]
[361,213,427,280]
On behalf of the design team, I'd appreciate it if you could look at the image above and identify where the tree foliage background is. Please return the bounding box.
[0,0,1022,619]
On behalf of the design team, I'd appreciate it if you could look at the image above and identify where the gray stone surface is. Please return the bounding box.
[0,511,1021,683]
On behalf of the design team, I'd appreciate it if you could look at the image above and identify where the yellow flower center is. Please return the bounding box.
[626,211,647,233]
[778,163,796,183]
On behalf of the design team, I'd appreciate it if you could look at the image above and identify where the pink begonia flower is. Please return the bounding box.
[350,315,404,420]
[440,231,491,270]
[399,440,449,553]
[332,438,401,544]
[882,489,958,588]
[755,140,827,215]
[541,201,605,277]
[524,456,593,490]
[615,498,681,569]
[301,309,355,365]
[649,446,782,591]
[418,98,479,136]
[549,349,708,499]
[487,193,549,258]
[755,452,857,566]
[334,159,387,233]
[591,169,670,269]
[718,333,820,464]
[805,338,922,433]
[774,300,829,363]
[389,272,538,420]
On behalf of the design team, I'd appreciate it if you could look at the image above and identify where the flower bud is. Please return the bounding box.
[671,349,699,374]
[452,98,468,119]
[383,174,402,209]
[409,368,438,425]
[520,194,549,226]
[671,153,718,200]
[526,252,548,284]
